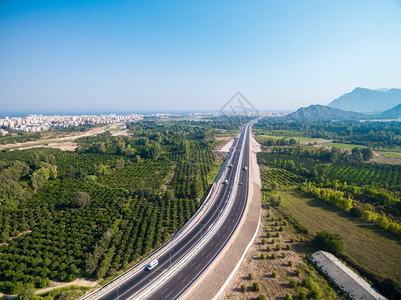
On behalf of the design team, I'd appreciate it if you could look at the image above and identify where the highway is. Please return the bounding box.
[88,120,255,300]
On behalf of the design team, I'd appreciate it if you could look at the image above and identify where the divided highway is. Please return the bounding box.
[84,120,256,300]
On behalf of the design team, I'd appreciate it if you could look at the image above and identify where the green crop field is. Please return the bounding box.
[279,191,401,281]
[379,151,401,159]
[323,142,365,149]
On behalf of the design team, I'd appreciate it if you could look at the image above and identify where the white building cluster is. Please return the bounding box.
[0,113,144,133]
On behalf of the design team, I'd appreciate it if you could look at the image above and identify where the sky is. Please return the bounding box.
[1,0,401,114]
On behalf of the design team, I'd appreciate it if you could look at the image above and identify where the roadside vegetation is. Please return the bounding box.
[0,116,249,297]
[252,118,401,300]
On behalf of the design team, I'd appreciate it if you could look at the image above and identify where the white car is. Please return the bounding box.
[147,259,158,270]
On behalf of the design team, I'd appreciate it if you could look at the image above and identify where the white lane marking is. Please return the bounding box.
[166,290,174,298]
[196,263,201,270]
[161,287,168,295]
[177,273,183,280]
[206,252,211,258]
[190,261,195,267]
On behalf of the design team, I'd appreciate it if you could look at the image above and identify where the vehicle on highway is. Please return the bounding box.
[228,164,233,168]
[147,259,159,270]
[239,182,243,185]
[223,179,228,184]
[243,166,247,171]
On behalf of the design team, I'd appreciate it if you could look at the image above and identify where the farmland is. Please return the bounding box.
[0,118,243,297]
[254,118,401,299]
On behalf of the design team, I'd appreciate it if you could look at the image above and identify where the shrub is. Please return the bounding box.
[350,206,363,218]
[290,237,295,243]
[271,239,275,244]
[302,278,312,288]
[285,293,293,300]
[276,244,282,251]
[266,246,272,252]
[266,232,271,238]
[282,252,287,258]
[258,294,267,300]
[289,279,297,288]
[260,253,267,259]
[378,278,401,300]
[312,230,344,255]
[298,289,307,300]
[272,271,277,278]
[272,253,278,259]
[288,260,294,267]
[283,220,288,226]
[279,226,284,231]
[253,282,261,291]
[261,238,267,245]
[309,288,322,299]
[275,221,279,226]
[241,284,247,293]
[249,272,254,280]
[294,268,301,276]
[286,244,292,250]
[276,232,280,237]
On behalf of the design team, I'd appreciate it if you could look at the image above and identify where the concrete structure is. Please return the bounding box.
[311,251,387,300]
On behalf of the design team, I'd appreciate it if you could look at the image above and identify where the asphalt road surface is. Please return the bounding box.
[96,121,254,300]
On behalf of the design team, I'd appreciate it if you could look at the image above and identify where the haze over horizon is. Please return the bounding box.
[1,0,401,114]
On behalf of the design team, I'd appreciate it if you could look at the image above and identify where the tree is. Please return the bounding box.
[74,191,90,208]
[312,230,344,255]
[361,147,373,161]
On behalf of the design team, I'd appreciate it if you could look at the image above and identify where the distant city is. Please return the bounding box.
[0,111,281,136]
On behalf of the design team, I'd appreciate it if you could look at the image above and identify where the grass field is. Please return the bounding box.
[279,190,401,281]
[379,151,401,159]
[323,142,365,149]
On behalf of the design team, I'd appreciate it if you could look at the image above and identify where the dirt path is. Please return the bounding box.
[35,278,98,294]
[0,230,32,246]
[0,123,123,151]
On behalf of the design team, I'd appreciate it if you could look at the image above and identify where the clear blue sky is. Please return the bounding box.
[1,0,401,114]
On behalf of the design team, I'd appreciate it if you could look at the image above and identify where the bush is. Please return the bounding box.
[286,244,292,250]
[378,278,401,300]
[312,230,344,255]
[288,260,294,267]
[266,246,272,252]
[276,244,282,251]
[271,253,278,259]
[266,232,271,238]
[272,271,277,278]
[282,252,287,258]
[271,239,275,244]
[290,237,295,243]
[350,206,363,218]
[285,293,293,300]
[289,279,297,288]
[279,226,284,231]
[260,253,267,259]
[309,288,322,299]
[253,282,261,291]
[258,294,267,300]
[294,268,301,276]
[241,284,247,293]
[249,272,254,280]
[276,232,280,237]
[261,238,267,245]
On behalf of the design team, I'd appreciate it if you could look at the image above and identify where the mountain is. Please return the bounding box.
[328,88,401,113]
[378,103,401,119]
[286,105,367,121]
